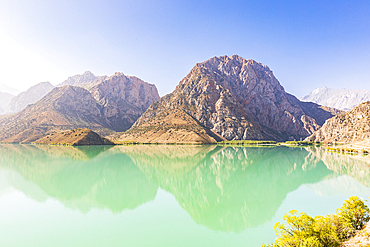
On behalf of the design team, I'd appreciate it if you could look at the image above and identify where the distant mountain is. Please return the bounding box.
[58,71,97,88]
[120,55,339,143]
[5,82,55,114]
[306,101,370,143]
[0,84,20,96]
[301,87,370,111]
[0,73,160,143]
[0,92,15,115]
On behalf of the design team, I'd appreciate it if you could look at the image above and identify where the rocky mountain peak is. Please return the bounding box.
[58,71,98,87]
[89,72,160,131]
[125,55,339,142]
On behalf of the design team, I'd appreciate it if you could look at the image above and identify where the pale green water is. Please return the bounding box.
[0,144,370,247]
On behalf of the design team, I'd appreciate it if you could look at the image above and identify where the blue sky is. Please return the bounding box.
[0,0,369,97]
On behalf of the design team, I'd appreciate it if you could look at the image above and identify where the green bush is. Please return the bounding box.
[263,196,369,247]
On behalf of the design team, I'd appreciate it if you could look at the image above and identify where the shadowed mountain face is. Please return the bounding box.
[0,144,158,213]
[125,55,338,142]
[120,145,333,231]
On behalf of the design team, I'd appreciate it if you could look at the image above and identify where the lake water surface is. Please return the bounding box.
[0,144,370,247]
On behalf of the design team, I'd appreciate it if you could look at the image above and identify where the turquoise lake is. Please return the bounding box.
[0,144,369,247]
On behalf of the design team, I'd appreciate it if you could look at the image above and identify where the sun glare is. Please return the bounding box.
[0,29,67,91]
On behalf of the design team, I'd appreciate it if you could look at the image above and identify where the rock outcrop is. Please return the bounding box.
[302,87,370,111]
[58,71,97,88]
[35,128,114,145]
[342,222,370,247]
[5,81,55,114]
[306,101,370,143]
[121,55,338,142]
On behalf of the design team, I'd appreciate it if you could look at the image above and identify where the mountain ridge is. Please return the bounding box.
[0,72,160,143]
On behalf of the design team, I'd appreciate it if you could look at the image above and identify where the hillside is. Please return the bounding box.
[120,55,338,143]
[301,87,370,111]
[306,101,370,143]
[34,128,114,146]
[119,108,221,144]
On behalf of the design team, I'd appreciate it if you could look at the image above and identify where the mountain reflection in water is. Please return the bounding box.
[0,144,158,213]
[0,144,369,233]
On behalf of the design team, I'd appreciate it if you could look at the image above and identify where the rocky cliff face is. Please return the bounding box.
[301,87,370,111]
[58,71,97,88]
[89,72,160,131]
[5,81,55,114]
[306,101,370,143]
[125,55,338,142]
[0,92,15,115]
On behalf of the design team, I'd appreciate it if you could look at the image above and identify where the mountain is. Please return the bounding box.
[0,73,160,143]
[58,71,97,88]
[0,92,15,115]
[35,128,114,146]
[89,72,160,131]
[0,86,112,143]
[120,55,339,143]
[0,84,20,96]
[305,101,370,143]
[301,87,370,111]
[5,82,55,114]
